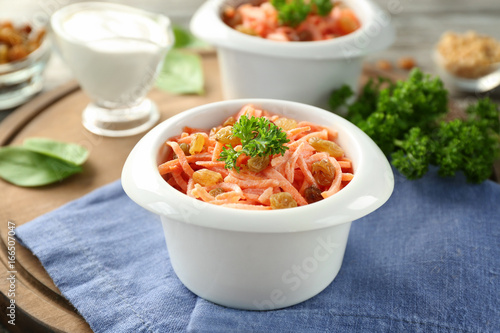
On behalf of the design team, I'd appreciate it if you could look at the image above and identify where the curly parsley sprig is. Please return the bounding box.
[271,0,333,27]
[329,68,500,183]
[218,115,290,171]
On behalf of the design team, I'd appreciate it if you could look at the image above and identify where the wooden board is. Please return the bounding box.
[0,53,494,332]
[0,52,225,333]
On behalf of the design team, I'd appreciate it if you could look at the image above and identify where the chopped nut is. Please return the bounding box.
[376,59,393,71]
[398,57,416,70]
[0,21,45,63]
[437,30,500,78]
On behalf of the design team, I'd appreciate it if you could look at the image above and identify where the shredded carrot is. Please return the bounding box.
[225,175,280,188]
[159,153,211,175]
[191,184,214,202]
[167,177,178,188]
[186,179,195,198]
[243,193,261,201]
[297,155,317,187]
[221,203,272,210]
[287,126,311,139]
[287,130,328,149]
[216,191,243,202]
[196,161,226,168]
[321,157,343,199]
[338,160,352,169]
[171,171,188,192]
[158,104,353,210]
[263,167,308,206]
[183,126,208,135]
[243,188,266,195]
[166,142,195,177]
[212,141,224,162]
[258,187,274,205]
[341,173,354,181]
[229,169,266,180]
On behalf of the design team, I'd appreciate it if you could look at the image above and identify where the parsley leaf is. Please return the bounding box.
[270,0,333,27]
[312,0,333,16]
[218,115,290,171]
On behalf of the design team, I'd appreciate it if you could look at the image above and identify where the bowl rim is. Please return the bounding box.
[50,1,174,48]
[190,0,395,59]
[121,99,394,233]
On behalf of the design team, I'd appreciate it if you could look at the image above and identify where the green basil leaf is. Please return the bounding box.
[156,49,204,95]
[173,25,210,49]
[23,138,89,166]
[0,147,82,187]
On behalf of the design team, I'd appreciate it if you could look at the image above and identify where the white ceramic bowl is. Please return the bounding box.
[121,99,394,310]
[190,0,395,109]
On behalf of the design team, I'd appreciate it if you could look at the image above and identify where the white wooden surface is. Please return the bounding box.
[368,0,500,74]
[0,0,499,113]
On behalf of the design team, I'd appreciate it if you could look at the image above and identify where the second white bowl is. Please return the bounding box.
[190,0,395,109]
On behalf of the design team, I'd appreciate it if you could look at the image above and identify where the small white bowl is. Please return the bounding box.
[190,0,395,109]
[121,99,394,310]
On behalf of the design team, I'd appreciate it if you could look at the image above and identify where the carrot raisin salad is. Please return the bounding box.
[158,105,354,210]
[222,0,360,42]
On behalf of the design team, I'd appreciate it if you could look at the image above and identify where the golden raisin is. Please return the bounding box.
[222,116,236,127]
[309,137,344,158]
[215,126,240,146]
[179,143,190,156]
[235,24,258,36]
[312,159,335,187]
[193,169,223,186]
[270,192,297,209]
[173,143,190,159]
[247,155,270,173]
[274,118,298,131]
[210,127,220,137]
[209,187,225,197]
[304,186,324,204]
[189,134,205,155]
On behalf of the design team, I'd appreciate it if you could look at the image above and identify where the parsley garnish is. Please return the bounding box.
[218,115,290,171]
[329,68,500,183]
[271,0,333,27]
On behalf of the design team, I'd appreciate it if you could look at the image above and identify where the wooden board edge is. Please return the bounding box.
[0,248,91,333]
[0,81,80,146]
[0,228,77,313]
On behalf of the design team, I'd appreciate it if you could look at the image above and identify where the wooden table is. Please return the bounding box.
[1,1,499,332]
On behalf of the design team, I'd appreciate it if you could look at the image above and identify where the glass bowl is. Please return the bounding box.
[0,31,51,110]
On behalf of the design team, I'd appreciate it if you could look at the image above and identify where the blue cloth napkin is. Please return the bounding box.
[16,168,500,333]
